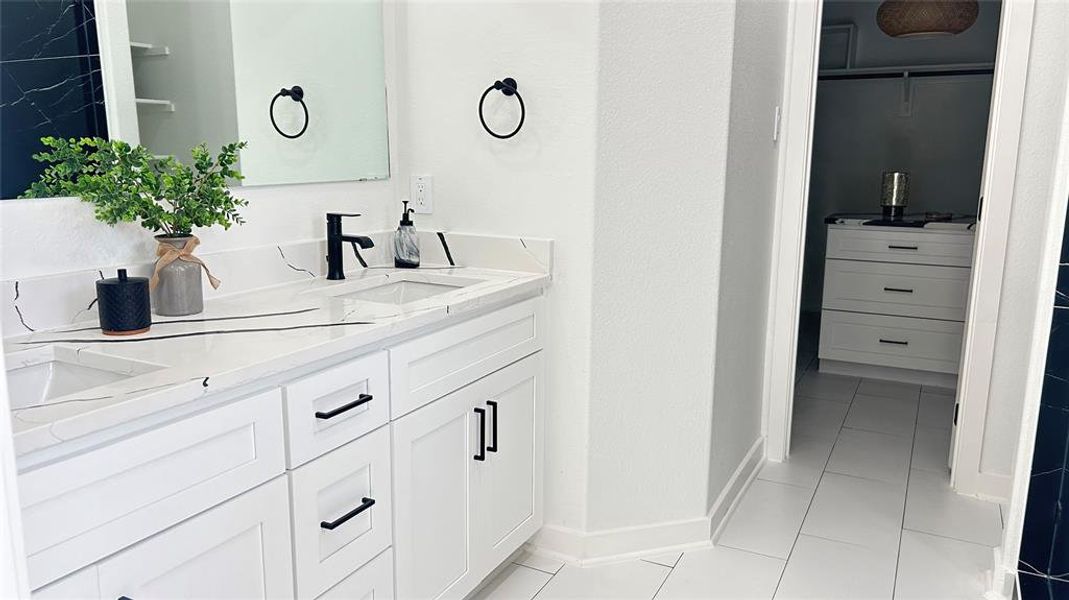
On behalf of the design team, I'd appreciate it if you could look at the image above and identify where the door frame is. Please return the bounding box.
[763,0,1034,502]
[0,322,30,597]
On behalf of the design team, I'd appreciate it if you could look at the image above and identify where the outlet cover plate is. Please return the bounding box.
[410,175,433,214]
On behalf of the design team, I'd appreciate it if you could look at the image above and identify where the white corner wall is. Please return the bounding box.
[586,0,736,532]
[980,0,1069,480]
[709,0,789,508]
[394,0,601,533]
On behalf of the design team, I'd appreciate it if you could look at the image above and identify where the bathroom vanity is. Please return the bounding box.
[818,218,975,387]
[5,235,550,600]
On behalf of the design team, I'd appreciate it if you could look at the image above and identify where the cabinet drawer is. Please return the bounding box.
[316,548,394,600]
[20,390,285,590]
[390,297,542,418]
[283,351,389,467]
[31,566,98,599]
[291,425,393,599]
[819,310,964,374]
[97,477,293,600]
[822,259,971,321]
[826,226,974,267]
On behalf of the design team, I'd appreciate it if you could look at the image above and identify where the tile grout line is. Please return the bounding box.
[649,559,677,600]
[769,372,863,599]
[890,387,922,599]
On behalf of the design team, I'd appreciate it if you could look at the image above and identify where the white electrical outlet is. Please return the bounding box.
[410,175,433,214]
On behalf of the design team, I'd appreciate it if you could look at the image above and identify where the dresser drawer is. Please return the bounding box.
[822,259,971,321]
[826,226,974,267]
[819,310,964,374]
[283,351,389,467]
[20,389,286,589]
[290,424,393,599]
[316,548,394,600]
[389,297,542,418]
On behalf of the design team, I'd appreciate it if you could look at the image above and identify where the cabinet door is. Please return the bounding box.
[471,354,544,571]
[97,477,294,600]
[391,386,480,600]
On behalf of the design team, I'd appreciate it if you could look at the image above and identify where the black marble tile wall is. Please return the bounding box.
[1019,202,1069,598]
[0,0,107,200]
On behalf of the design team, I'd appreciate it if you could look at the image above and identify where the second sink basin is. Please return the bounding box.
[6,346,167,410]
[307,272,488,306]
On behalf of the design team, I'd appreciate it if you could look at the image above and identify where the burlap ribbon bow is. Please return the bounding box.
[149,235,221,291]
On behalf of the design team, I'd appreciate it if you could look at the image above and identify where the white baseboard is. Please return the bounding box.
[529,437,766,566]
[819,359,959,389]
[710,437,766,542]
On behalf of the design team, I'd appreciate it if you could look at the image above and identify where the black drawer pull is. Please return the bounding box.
[118,597,133,600]
[474,407,487,461]
[883,287,914,294]
[887,244,919,250]
[487,400,499,453]
[315,394,372,420]
[879,338,909,346]
[320,497,375,530]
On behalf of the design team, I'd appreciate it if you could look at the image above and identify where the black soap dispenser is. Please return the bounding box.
[394,200,420,268]
[96,268,152,335]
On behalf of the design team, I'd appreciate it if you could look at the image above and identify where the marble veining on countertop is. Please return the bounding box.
[4,232,552,460]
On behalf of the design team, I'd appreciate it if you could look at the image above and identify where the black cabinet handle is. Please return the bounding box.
[887,244,919,250]
[879,338,909,346]
[474,407,487,461]
[320,497,375,530]
[487,400,499,453]
[315,394,372,420]
[118,597,133,600]
[883,287,914,294]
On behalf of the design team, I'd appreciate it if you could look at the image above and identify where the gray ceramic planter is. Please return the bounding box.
[151,234,204,316]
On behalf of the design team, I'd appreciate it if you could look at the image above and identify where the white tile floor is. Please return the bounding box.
[474,366,1003,600]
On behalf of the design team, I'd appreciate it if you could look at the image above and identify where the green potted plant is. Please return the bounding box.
[23,137,248,316]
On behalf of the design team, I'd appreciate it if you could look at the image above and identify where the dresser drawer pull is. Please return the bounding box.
[320,497,376,530]
[883,287,915,294]
[887,244,919,251]
[879,338,909,346]
[487,400,499,453]
[315,394,373,420]
[474,407,487,461]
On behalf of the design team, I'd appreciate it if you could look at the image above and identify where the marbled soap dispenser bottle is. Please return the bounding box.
[394,200,420,268]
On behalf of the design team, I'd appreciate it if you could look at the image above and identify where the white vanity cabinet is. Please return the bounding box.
[21,295,545,600]
[393,353,543,600]
[32,477,294,600]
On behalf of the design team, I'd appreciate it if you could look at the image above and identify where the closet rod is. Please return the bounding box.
[818,68,994,81]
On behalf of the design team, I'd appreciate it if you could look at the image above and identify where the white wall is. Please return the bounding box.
[981,0,1069,479]
[709,0,789,508]
[586,0,736,531]
[394,0,600,533]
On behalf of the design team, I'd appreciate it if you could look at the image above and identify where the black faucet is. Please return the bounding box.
[326,213,375,280]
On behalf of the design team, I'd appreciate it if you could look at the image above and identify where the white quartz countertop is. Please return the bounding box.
[6,264,548,459]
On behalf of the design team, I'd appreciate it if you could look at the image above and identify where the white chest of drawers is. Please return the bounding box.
[818,222,975,385]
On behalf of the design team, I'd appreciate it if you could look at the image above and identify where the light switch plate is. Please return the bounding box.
[410,175,433,214]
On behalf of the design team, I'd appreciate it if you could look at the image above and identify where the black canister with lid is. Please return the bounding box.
[96,269,151,335]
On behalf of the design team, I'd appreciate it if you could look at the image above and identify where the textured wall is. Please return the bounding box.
[586,0,736,530]
[395,0,600,532]
[710,0,789,511]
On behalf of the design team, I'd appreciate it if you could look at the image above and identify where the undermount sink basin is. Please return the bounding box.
[5,346,165,410]
[308,272,487,306]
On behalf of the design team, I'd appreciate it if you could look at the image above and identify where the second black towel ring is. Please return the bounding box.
[270,85,309,139]
[478,78,525,139]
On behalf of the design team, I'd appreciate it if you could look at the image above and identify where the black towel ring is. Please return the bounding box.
[478,78,525,139]
[270,85,309,139]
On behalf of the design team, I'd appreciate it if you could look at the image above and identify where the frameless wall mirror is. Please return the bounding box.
[0,0,390,200]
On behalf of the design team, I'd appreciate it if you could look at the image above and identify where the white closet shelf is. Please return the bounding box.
[129,41,170,57]
[135,98,175,112]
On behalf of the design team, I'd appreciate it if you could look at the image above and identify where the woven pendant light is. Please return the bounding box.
[877,1,980,37]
